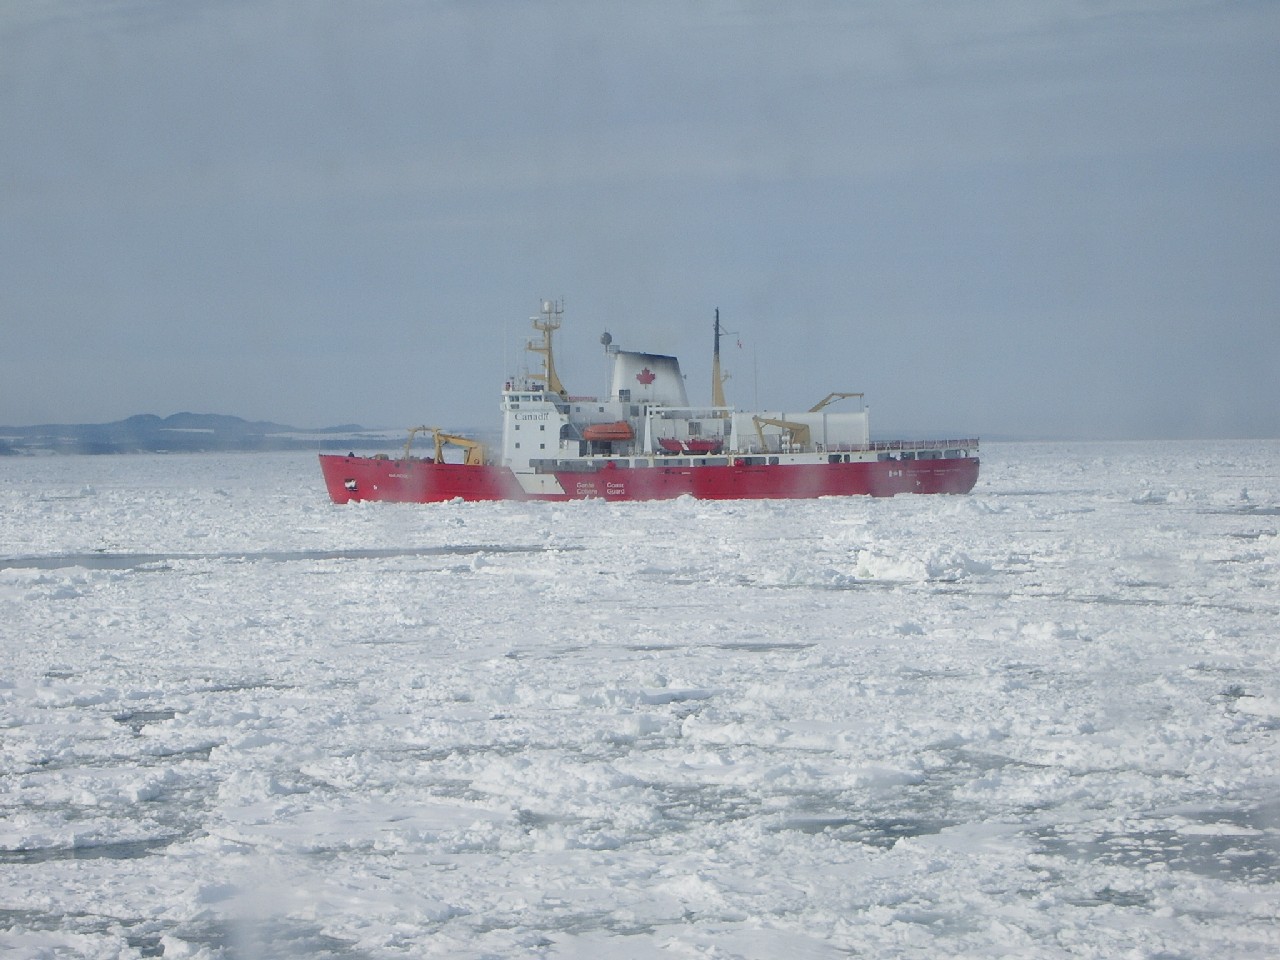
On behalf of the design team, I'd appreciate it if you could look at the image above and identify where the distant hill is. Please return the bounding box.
[0,413,386,455]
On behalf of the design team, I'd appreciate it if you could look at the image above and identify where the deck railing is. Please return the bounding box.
[860,438,978,452]
[794,439,979,454]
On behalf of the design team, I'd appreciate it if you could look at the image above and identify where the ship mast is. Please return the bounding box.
[527,299,567,398]
[711,308,729,410]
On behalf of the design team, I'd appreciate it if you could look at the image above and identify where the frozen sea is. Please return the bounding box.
[2,441,1278,959]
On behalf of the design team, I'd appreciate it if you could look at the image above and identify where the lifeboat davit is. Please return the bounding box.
[583,421,634,442]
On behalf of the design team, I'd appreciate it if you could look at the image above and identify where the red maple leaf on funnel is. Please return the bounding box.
[636,368,656,385]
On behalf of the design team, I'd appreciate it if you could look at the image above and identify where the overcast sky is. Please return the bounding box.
[3,1,1277,439]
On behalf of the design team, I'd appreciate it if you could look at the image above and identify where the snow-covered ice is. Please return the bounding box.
[2,441,1278,958]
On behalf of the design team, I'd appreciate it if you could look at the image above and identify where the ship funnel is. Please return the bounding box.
[610,351,688,407]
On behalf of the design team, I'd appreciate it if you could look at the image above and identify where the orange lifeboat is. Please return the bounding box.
[583,421,634,442]
[683,438,723,454]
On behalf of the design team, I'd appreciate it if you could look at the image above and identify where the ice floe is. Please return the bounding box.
[1,441,1278,957]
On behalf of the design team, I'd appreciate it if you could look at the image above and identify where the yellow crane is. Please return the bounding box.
[403,426,488,465]
[752,395,863,452]
[752,416,812,451]
[808,392,863,412]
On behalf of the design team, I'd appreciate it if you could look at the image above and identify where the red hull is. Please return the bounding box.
[320,454,979,503]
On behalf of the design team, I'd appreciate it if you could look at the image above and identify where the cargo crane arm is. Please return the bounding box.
[752,416,812,451]
[808,392,864,413]
[403,426,433,459]
[404,426,488,465]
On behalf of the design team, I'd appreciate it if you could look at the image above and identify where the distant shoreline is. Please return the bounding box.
[0,413,391,456]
